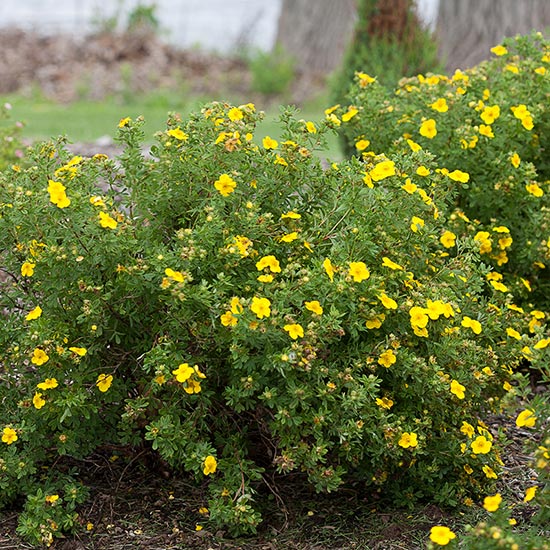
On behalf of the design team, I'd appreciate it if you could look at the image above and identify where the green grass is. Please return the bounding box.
[1,91,342,160]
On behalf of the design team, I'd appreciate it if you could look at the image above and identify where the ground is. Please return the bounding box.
[0,414,541,549]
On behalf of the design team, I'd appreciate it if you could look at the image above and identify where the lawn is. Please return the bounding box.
[1,91,342,160]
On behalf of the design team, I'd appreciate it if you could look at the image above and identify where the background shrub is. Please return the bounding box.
[338,32,550,309]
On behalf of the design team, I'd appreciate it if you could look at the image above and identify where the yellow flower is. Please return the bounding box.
[483,465,498,479]
[220,311,238,327]
[378,349,396,368]
[165,268,185,283]
[429,526,456,546]
[262,136,278,149]
[348,261,370,282]
[280,232,298,243]
[167,128,188,141]
[370,160,396,181]
[378,293,398,310]
[401,179,417,194]
[227,107,243,121]
[521,115,534,130]
[305,301,323,315]
[506,327,521,340]
[410,216,424,232]
[398,432,418,449]
[118,116,131,128]
[376,396,394,410]
[490,280,508,292]
[515,409,536,428]
[478,124,494,138]
[96,373,113,392]
[483,493,502,512]
[381,257,403,270]
[480,105,500,124]
[409,306,429,328]
[31,348,49,366]
[250,297,271,319]
[419,118,437,139]
[229,298,243,315]
[98,211,118,229]
[416,165,430,176]
[450,380,466,399]
[258,274,274,283]
[203,455,217,475]
[471,435,492,454]
[429,98,448,113]
[281,211,301,220]
[356,72,376,86]
[37,378,58,390]
[21,261,36,277]
[511,152,521,168]
[173,363,194,383]
[440,231,456,248]
[214,173,237,197]
[2,426,18,445]
[274,155,288,166]
[524,486,537,502]
[184,378,202,394]
[25,306,42,321]
[461,316,482,335]
[534,338,550,349]
[447,169,470,183]
[366,315,385,329]
[407,138,422,152]
[464,464,473,474]
[69,346,87,356]
[460,421,475,438]
[525,183,543,197]
[33,392,46,409]
[256,255,281,273]
[284,324,304,340]
[47,179,70,208]
[491,44,508,56]
[323,258,335,282]
[341,107,358,122]
[305,121,317,134]
[355,139,370,151]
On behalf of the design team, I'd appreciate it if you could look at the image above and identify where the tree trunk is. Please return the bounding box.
[275,0,358,76]
[437,0,550,72]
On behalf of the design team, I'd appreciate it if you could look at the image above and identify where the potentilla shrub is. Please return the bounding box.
[337,32,550,309]
[0,102,547,544]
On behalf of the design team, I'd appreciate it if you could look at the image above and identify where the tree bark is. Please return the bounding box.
[437,0,550,72]
[275,0,358,75]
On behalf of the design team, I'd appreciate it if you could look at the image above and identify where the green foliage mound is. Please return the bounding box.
[0,101,546,545]
[337,32,550,309]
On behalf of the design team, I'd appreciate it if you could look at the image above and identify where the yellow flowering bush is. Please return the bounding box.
[338,32,550,309]
[0,101,544,543]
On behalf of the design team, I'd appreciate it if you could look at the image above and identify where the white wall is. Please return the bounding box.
[0,0,439,52]
[0,0,282,52]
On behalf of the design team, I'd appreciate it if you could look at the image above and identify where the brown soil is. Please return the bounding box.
[0,28,323,107]
[0,413,542,550]
[0,28,252,104]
